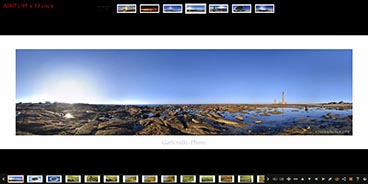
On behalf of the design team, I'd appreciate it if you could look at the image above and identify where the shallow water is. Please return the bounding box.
[211,107,352,135]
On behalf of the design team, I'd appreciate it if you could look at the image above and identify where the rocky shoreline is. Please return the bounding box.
[16,103,352,135]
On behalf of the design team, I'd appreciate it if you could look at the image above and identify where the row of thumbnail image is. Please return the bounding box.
[117,4,275,14]
[7,175,265,184]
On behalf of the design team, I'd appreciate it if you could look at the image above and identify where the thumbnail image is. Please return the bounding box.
[46,176,62,183]
[257,175,265,183]
[185,4,206,14]
[117,4,136,13]
[27,175,43,183]
[104,176,119,183]
[161,175,177,183]
[8,175,24,183]
[209,4,228,13]
[16,50,352,135]
[232,4,251,13]
[85,175,100,183]
[219,175,234,183]
[255,4,274,13]
[142,176,158,183]
[200,176,215,183]
[238,175,253,183]
[123,175,138,183]
[181,176,196,183]
[140,4,160,13]
[66,175,81,183]
[163,4,183,13]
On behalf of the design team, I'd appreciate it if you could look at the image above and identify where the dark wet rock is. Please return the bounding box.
[163,116,185,131]
[137,123,172,135]
[76,121,99,135]
[335,115,353,123]
[334,124,343,128]
[17,121,47,133]
[269,109,282,114]
[168,111,178,116]
[152,112,160,117]
[297,118,310,123]
[280,127,311,135]
[183,121,220,135]
[236,115,243,121]
[323,112,337,119]
[260,112,270,116]
[208,112,223,119]
[195,113,205,120]
[96,127,134,135]
[17,120,67,135]
[206,114,247,128]
[97,120,135,130]
[128,107,141,116]
[305,105,309,111]
[35,124,66,135]
[311,119,318,123]
[139,118,160,126]
[323,113,331,118]
[183,114,193,120]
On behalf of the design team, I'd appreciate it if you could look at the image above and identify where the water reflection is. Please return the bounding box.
[216,107,352,135]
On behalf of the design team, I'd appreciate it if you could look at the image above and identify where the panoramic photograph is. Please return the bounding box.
[255,4,275,13]
[232,4,251,13]
[185,4,206,14]
[209,4,228,13]
[140,4,159,13]
[16,49,352,135]
[163,4,182,13]
[117,4,137,13]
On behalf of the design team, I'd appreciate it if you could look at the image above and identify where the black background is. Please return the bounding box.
[1,0,366,178]
[1,0,367,35]
[0,150,367,174]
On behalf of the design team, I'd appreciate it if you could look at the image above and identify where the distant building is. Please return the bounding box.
[275,91,287,105]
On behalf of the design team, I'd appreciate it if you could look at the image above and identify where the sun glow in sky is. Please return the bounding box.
[16,51,106,104]
[16,49,352,104]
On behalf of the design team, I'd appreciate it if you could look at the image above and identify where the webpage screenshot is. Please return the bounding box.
[0,0,368,182]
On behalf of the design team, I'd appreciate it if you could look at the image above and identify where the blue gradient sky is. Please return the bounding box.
[16,49,352,104]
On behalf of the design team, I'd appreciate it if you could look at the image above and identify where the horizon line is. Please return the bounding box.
[16,101,353,105]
